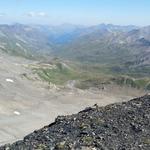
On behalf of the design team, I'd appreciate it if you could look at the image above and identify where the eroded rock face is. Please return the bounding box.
[1,95,150,150]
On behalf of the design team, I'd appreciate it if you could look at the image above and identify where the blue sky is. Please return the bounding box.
[0,0,150,26]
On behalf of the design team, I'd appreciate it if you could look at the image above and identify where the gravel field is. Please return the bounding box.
[0,53,146,145]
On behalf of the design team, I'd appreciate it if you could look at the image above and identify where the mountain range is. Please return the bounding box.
[0,23,150,70]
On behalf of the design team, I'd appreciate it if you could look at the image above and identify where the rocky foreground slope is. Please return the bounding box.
[1,95,150,150]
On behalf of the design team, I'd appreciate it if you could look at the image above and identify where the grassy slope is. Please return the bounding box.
[30,59,150,90]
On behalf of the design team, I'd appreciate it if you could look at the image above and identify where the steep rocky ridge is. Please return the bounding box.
[1,95,150,150]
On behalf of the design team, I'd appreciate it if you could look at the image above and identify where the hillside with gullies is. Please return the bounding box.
[1,95,150,150]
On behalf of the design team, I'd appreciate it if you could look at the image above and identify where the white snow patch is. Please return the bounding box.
[6,79,14,83]
[14,111,20,115]
[16,42,27,53]
[16,43,23,48]
[14,63,19,66]
[62,63,72,70]
[0,45,5,49]
[15,35,27,43]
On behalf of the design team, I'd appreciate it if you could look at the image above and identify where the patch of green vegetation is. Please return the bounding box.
[143,138,150,145]
[55,141,67,150]
[33,62,80,85]
[134,79,149,89]
[75,78,110,90]
[32,60,150,90]
[20,73,33,80]
[111,64,150,78]
[79,123,90,130]
[36,144,47,150]
[111,76,150,89]
[146,82,150,90]
[32,59,111,86]
[81,136,94,146]
[111,76,136,88]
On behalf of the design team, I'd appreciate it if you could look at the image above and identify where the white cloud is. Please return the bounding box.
[38,12,47,17]
[0,13,6,17]
[27,12,36,17]
[26,12,47,17]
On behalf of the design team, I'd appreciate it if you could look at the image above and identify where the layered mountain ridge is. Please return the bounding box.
[0,24,150,64]
[0,23,149,74]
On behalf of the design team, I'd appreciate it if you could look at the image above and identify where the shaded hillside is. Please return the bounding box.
[1,95,150,150]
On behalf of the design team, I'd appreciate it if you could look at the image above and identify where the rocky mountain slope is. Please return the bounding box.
[1,51,145,146]
[1,95,150,150]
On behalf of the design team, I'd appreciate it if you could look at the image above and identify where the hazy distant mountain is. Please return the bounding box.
[0,24,55,58]
[0,23,84,57]
[55,24,150,67]
[0,23,149,69]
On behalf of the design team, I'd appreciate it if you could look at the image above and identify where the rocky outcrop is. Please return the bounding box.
[1,95,150,150]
